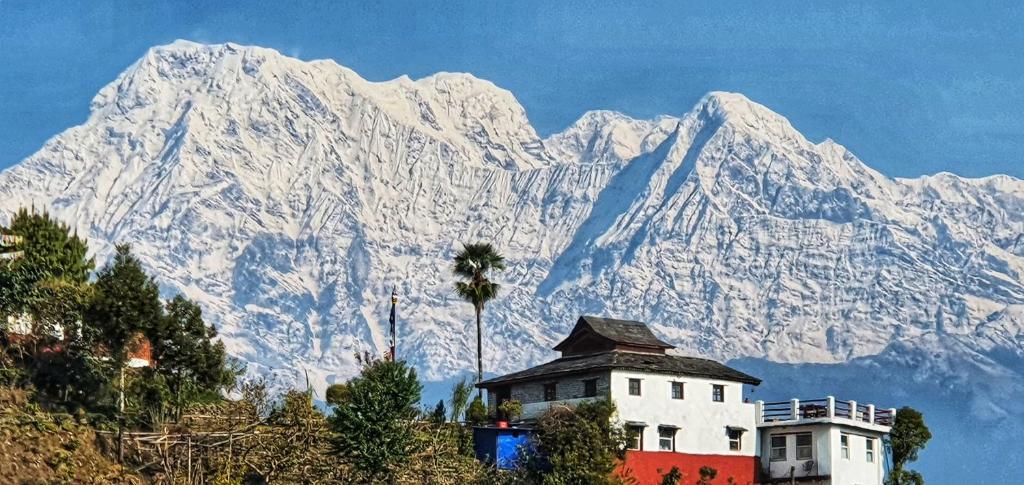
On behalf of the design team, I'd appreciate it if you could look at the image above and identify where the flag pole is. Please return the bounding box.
[389,287,397,362]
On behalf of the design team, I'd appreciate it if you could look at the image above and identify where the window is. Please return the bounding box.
[544,383,556,401]
[628,378,641,396]
[627,425,644,450]
[583,379,598,398]
[769,435,786,461]
[671,382,684,400]
[712,384,725,402]
[796,433,813,460]
[840,434,850,459]
[728,429,743,451]
[866,437,875,463]
[658,427,676,451]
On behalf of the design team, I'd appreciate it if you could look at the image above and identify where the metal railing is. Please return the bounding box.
[756,397,895,427]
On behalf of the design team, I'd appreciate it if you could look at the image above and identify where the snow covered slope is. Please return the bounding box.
[2,42,1023,432]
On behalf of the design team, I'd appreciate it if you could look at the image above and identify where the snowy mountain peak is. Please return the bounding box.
[2,44,1024,437]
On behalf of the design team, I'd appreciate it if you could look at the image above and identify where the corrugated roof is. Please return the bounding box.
[552,316,675,351]
[478,351,761,387]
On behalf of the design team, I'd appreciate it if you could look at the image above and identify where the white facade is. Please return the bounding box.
[611,369,757,457]
[756,398,892,484]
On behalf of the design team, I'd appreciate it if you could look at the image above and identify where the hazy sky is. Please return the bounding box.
[1,1,1022,177]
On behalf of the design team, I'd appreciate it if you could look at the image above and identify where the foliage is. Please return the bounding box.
[152,295,236,420]
[697,466,717,485]
[887,469,924,485]
[84,244,163,365]
[498,398,522,422]
[402,422,492,484]
[0,208,93,318]
[660,466,682,485]
[886,407,931,485]
[430,399,448,424]
[513,399,629,485]
[466,395,489,425]
[325,383,349,407]
[449,378,473,422]
[452,242,506,388]
[330,357,423,481]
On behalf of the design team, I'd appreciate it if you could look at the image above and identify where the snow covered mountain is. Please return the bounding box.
[3,41,1024,454]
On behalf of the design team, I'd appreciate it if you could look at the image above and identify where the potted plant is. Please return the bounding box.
[498,399,523,427]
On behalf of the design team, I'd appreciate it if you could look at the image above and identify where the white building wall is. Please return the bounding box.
[760,424,832,480]
[758,424,886,485]
[609,370,757,456]
[828,428,885,485]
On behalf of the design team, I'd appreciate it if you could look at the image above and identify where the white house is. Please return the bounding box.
[756,397,893,484]
[475,316,894,485]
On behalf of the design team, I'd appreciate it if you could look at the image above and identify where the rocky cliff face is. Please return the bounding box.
[2,42,1023,430]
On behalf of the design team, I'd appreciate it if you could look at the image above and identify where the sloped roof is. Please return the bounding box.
[478,351,761,387]
[552,316,675,351]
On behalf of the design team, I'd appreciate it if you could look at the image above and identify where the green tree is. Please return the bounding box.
[452,242,505,391]
[886,407,931,485]
[152,295,236,420]
[466,395,488,426]
[85,244,163,366]
[330,357,423,481]
[430,399,447,424]
[516,399,630,484]
[449,378,473,422]
[0,209,93,343]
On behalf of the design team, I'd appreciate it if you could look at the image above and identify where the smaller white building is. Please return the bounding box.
[756,397,894,484]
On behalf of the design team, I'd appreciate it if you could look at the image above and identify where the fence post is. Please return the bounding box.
[755,400,765,424]
[826,396,835,418]
[790,398,800,420]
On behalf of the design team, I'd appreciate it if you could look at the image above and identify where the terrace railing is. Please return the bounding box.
[756,397,895,427]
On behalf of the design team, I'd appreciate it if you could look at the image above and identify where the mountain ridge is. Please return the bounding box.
[1,41,1022,412]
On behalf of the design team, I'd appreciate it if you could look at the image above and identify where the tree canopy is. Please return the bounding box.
[330,356,423,481]
[886,406,931,485]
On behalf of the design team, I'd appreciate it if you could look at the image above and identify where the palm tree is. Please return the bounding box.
[453,242,506,393]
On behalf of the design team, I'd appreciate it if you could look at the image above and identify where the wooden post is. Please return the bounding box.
[117,365,124,464]
[187,434,192,485]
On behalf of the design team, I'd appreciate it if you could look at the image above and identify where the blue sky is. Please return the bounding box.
[1,1,1022,177]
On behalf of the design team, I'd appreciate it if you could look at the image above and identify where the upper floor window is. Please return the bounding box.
[628,378,641,396]
[866,437,875,463]
[796,433,813,460]
[769,435,786,461]
[712,384,725,402]
[671,382,684,400]
[728,428,743,451]
[840,434,850,459]
[583,379,598,398]
[626,425,644,450]
[658,426,676,451]
[544,383,556,401]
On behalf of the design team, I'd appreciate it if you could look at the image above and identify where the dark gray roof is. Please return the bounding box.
[478,351,761,387]
[553,315,675,351]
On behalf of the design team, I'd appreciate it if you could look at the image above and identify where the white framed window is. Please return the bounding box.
[769,435,786,461]
[712,384,725,402]
[796,433,813,460]
[658,427,676,451]
[671,381,684,400]
[628,378,642,396]
[627,425,644,450]
[840,434,850,459]
[728,429,743,451]
[866,437,875,462]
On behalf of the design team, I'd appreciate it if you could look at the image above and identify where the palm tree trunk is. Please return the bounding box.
[476,303,483,397]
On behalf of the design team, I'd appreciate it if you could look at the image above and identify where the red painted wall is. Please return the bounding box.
[618,451,759,485]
